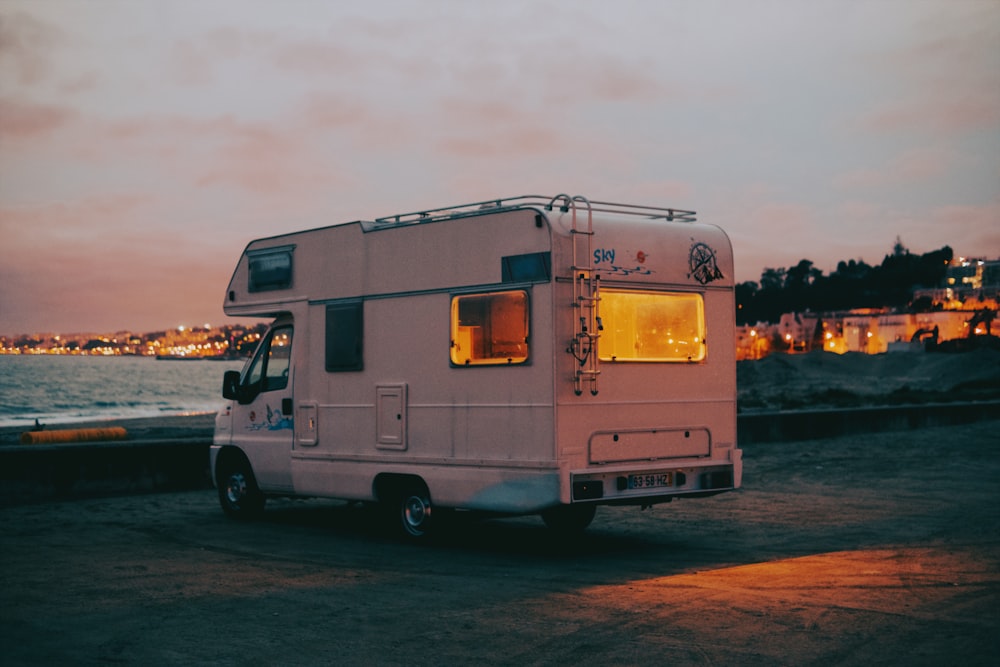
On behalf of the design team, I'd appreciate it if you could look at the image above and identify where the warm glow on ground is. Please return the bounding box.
[563,547,995,661]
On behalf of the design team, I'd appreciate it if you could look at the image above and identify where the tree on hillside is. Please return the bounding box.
[781,260,820,313]
[892,236,908,257]
[917,246,953,286]
[746,267,788,324]
[735,243,955,326]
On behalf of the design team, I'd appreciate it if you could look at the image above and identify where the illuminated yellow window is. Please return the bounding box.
[450,290,529,366]
[599,290,706,362]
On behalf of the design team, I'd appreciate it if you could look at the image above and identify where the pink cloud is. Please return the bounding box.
[524,52,676,108]
[57,71,99,94]
[813,199,1000,272]
[859,96,1000,136]
[300,94,370,129]
[0,97,77,139]
[854,5,1000,137]
[0,193,153,245]
[746,202,816,229]
[0,11,69,86]
[1,103,347,202]
[0,193,239,334]
[586,60,668,103]
[722,197,832,281]
[169,38,217,86]
[189,117,346,199]
[615,181,696,205]
[927,200,1000,254]
[835,147,957,190]
[273,40,358,74]
[433,98,538,150]
[436,98,523,126]
[438,125,568,159]
[165,25,259,87]
[202,26,248,59]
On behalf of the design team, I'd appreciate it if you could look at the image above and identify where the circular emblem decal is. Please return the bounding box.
[688,242,724,285]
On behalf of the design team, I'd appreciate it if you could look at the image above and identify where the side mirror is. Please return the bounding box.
[222,370,241,401]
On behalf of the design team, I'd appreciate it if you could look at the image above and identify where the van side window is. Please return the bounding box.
[599,289,706,362]
[326,302,364,371]
[241,326,293,397]
[264,328,293,389]
[450,290,529,366]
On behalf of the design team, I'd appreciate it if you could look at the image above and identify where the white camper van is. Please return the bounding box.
[211,194,742,537]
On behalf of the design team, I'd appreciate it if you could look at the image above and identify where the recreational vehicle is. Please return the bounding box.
[211,194,742,537]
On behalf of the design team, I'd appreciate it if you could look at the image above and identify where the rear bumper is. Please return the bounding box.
[569,449,741,505]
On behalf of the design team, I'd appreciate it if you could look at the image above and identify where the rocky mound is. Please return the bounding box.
[737,348,1000,411]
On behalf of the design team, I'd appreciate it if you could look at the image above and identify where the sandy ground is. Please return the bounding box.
[0,418,997,666]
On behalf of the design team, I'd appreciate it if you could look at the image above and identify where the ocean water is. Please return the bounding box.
[0,355,246,428]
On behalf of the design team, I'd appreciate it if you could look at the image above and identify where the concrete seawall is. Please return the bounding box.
[737,400,1000,445]
[1,401,997,505]
[0,439,211,505]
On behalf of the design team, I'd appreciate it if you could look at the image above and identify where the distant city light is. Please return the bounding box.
[1,323,267,358]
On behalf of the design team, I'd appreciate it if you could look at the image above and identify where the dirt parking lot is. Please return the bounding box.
[1,419,998,666]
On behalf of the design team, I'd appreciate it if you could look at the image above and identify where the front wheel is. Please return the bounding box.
[217,454,265,519]
[541,504,596,534]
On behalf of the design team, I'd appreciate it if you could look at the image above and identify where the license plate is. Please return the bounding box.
[627,473,672,490]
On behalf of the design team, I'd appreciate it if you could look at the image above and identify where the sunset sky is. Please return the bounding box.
[1,0,998,335]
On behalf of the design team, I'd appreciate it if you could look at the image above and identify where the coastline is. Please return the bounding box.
[0,412,217,446]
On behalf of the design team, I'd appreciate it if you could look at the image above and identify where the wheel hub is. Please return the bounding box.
[402,494,431,536]
[226,473,247,504]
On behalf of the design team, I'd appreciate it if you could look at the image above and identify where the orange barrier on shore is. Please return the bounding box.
[20,427,128,445]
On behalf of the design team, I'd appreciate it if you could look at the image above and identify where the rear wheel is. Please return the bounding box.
[397,485,433,538]
[541,504,596,534]
[217,454,265,519]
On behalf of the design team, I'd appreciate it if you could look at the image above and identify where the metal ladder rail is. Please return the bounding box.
[550,194,601,396]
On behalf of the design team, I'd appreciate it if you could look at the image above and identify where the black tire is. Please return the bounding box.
[541,504,597,534]
[397,485,434,539]
[217,454,265,519]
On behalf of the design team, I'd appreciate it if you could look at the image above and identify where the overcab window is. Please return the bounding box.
[450,290,529,366]
[247,246,294,292]
[599,290,706,362]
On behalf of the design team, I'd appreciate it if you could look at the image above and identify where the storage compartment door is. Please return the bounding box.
[376,384,407,450]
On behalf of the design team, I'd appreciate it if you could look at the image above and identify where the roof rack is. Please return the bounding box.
[364,194,696,230]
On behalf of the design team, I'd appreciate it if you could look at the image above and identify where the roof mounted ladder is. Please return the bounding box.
[549,194,601,396]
